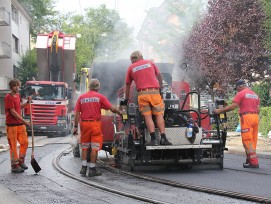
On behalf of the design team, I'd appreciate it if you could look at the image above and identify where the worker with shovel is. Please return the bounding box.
[5,79,31,173]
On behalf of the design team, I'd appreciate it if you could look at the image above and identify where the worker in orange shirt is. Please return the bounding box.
[5,79,31,173]
[214,79,260,168]
[124,51,172,146]
[73,79,122,177]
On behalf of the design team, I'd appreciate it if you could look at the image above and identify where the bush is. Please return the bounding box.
[259,107,271,137]
[252,82,271,107]
[226,110,239,131]
[224,107,271,137]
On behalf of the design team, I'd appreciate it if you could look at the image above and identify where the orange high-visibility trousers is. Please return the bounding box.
[6,125,28,167]
[80,120,103,151]
[240,114,259,166]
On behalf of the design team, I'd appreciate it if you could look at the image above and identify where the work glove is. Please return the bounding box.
[121,98,129,106]
[159,88,163,97]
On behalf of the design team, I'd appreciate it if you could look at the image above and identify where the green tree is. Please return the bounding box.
[17,49,38,85]
[19,0,59,41]
[252,81,271,107]
[60,5,133,72]
[183,0,268,97]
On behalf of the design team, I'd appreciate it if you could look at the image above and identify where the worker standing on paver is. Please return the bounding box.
[5,79,31,173]
[214,79,260,168]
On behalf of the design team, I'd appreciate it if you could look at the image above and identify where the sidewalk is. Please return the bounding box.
[226,132,271,159]
[0,126,50,153]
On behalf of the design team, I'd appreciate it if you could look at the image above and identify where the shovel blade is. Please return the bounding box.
[31,158,41,173]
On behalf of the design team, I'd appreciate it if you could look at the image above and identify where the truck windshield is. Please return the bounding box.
[25,84,65,100]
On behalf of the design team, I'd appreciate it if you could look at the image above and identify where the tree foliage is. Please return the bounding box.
[19,0,59,41]
[182,0,268,96]
[252,82,271,107]
[144,0,206,62]
[60,5,133,72]
[17,49,38,85]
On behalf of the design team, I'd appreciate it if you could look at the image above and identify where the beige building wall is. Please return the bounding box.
[0,0,31,126]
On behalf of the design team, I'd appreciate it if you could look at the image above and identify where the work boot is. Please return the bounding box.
[11,165,25,173]
[79,166,87,176]
[160,135,172,145]
[243,163,259,168]
[88,167,102,177]
[19,157,28,170]
[19,163,28,170]
[145,139,159,146]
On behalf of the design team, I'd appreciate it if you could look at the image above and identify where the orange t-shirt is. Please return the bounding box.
[233,88,260,114]
[126,59,160,91]
[5,93,22,125]
[74,91,112,120]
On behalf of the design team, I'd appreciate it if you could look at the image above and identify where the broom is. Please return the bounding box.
[29,101,41,173]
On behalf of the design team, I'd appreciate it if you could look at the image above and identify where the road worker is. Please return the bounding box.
[214,79,260,168]
[5,79,31,173]
[72,79,122,177]
[124,51,172,146]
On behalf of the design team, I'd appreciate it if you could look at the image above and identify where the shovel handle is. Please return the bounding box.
[29,102,35,155]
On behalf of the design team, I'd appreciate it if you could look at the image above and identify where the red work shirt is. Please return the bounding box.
[74,91,112,120]
[126,59,160,91]
[5,93,22,125]
[233,88,260,114]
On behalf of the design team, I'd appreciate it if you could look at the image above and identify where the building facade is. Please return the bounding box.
[0,0,31,126]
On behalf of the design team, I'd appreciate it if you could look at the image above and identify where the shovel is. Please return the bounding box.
[29,102,41,173]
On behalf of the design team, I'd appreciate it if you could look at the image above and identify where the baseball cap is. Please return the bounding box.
[234,79,246,90]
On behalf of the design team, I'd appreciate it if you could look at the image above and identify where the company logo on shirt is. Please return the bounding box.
[245,94,258,99]
[132,63,151,73]
[81,97,100,104]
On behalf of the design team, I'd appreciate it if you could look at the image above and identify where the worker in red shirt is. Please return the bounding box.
[125,51,172,146]
[5,79,31,173]
[214,80,260,168]
[73,79,122,177]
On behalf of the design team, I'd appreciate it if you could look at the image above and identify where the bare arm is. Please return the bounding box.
[156,73,163,88]
[213,102,239,115]
[21,96,32,109]
[109,106,122,116]
[73,112,80,127]
[10,109,30,126]
[125,83,131,100]
[72,111,80,134]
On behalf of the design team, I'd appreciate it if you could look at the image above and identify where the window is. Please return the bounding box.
[13,65,18,78]
[11,5,18,23]
[0,98,5,115]
[12,35,19,53]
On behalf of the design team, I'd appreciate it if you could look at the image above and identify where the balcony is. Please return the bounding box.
[0,42,11,58]
[0,76,12,90]
[0,7,10,26]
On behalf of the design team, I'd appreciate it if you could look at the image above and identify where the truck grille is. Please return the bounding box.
[31,104,58,125]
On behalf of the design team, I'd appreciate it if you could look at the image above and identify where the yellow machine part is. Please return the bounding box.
[50,31,59,53]
[112,146,117,156]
